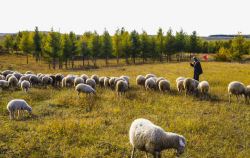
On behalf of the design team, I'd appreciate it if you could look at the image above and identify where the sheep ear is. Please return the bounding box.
[179,138,185,147]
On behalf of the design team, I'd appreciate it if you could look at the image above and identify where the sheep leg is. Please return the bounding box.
[236,95,239,102]
[17,110,20,119]
[10,111,14,120]
[229,94,231,103]
[131,147,135,158]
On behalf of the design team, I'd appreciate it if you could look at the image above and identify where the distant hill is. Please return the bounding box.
[202,34,250,41]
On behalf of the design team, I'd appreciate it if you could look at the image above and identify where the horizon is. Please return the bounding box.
[0,0,250,36]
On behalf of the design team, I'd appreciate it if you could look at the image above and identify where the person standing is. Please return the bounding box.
[190,57,203,81]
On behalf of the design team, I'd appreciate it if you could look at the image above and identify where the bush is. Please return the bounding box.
[214,47,230,61]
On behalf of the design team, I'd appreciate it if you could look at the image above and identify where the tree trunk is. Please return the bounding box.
[53,58,56,69]
[116,54,119,64]
[82,55,85,67]
[105,56,108,66]
[26,54,29,64]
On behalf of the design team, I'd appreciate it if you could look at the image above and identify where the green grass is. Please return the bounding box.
[0,55,250,157]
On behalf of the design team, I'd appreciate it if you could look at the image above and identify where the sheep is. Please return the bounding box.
[74,77,85,87]
[8,76,18,88]
[42,76,53,86]
[0,75,5,80]
[21,80,31,92]
[145,78,157,91]
[145,74,156,79]
[116,80,128,95]
[80,74,89,83]
[198,81,210,99]
[55,73,64,86]
[109,77,119,89]
[19,75,30,83]
[2,70,14,77]
[120,75,130,87]
[176,77,185,83]
[29,75,40,86]
[75,83,96,96]
[156,77,165,87]
[6,74,14,81]
[104,77,110,88]
[176,77,185,92]
[136,75,146,87]
[7,99,32,120]
[158,80,170,92]
[99,77,105,87]
[129,118,186,158]
[183,78,199,96]
[0,80,9,90]
[86,78,96,89]
[228,81,246,103]
[62,76,75,87]
[25,71,33,74]
[12,72,23,80]
[245,85,250,103]
[91,74,99,84]
[49,75,56,86]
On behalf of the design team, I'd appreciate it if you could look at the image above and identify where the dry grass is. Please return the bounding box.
[0,54,249,158]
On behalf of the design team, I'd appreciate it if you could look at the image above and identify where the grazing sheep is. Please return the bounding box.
[176,77,185,83]
[80,74,89,83]
[109,77,119,89]
[129,118,186,158]
[7,99,32,120]
[145,78,157,91]
[228,81,246,103]
[104,77,110,88]
[2,70,14,77]
[42,76,53,86]
[55,73,64,86]
[29,75,40,86]
[62,76,75,87]
[8,76,18,88]
[75,83,96,96]
[116,80,128,95]
[156,77,165,87]
[145,74,156,79]
[0,75,5,80]
[21,80,31,92]
[159,80,170,92]
[91,74,99,84]
[183,78,199,96]
[13,72,22,80]
[74,77,85,87]
[86,78,96,89]
[49,75,56,86]
[19,75,30,83]
[99,77,105,87]
[136,75,146,87]
[6,74,13,81]
[0,80,9,89]
[198,81,210,99]
[120,75,130,87]
[176,77,185,92]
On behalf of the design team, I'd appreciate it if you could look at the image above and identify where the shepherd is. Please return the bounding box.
[190,56,203,81]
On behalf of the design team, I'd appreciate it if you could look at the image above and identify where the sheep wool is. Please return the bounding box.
[129,118,186,157]
[116,80,128,95]
[145,78,157,90]
[75,83,96,95]
[21,80,31,92]
[74,77,85,87]
[136,75,146,87]
[228,81,246,103]
[159,80,170,92]
[7,99,32,119]
[86,78,96,89]
[8,76,18,88]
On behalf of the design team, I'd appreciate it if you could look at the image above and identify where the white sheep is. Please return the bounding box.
[75,83,96,96]
[104,77,110,88]
[8,76,18,88]
[176,80,185,92]
[109,77,119,89]
[42,76,53,86]
[91,74,99,84]
[129,118,186,158]
[145,78,157,91]
[55,73,64,86]
[228,81,246,103]
[86,78,96,89]
[80,74,89,83]
[156,77,165,87]
[12,72,22,80]
[74,77,85,87]
[62,76,75,87]
[198,81,210,99]
[29,75,41,86]
[136,75,146,87]
[6,74,14,81]
[2,70,14,77]
[176,77,185,83]
[120,75,130,87]
[21,80,31,92]
[0,75,5,80]
[99,76,105,87]
[145,74,156,79]
[116,80,128,95]
[183,78,199,96]
[0,80,9,90]
[7,99,32,120]
[159,80,170,92]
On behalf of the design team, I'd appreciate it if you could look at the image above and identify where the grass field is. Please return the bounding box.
[0,55,249,158]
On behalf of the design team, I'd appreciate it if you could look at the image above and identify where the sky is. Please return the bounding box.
[0,0,249,36]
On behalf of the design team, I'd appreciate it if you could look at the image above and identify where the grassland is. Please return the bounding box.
[0,55,249,158]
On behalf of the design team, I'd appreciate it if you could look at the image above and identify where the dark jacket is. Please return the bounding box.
[190,60,203,75]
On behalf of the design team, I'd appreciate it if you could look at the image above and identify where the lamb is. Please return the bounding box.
[75,83,96,96]
[8,76,18,88]
[29,75,40,86]
[74,77,85,87]
[228,81,246,103]
[99,77,105,87]
[198,81,210,99]
[109,77,119,89]
[19,75,30,83]
[80,74,89,83]
[145,78,157,91]
[62,76,75,87]
[158,80,170,92]
[156,77,165,87]
[21,80,31,92]
[183,78,199,96]
[49,75,56,86]
[86,78,96,89]
[176,77,185,83]
[55,73,64,86]
[136,75,146,87]
[6,74,14,81]
[91,74,99,84]
[129,118,186,158]
[0,80,9,89]
[12,72,23,80]
[120,75,130,87]
[145,74,156,79]
[7,99,32,120]
[176,77,185,92]
[116,80,128,95]
[42,76,53,86]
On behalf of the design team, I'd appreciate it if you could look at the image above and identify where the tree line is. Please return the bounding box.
[1,27,250,69]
